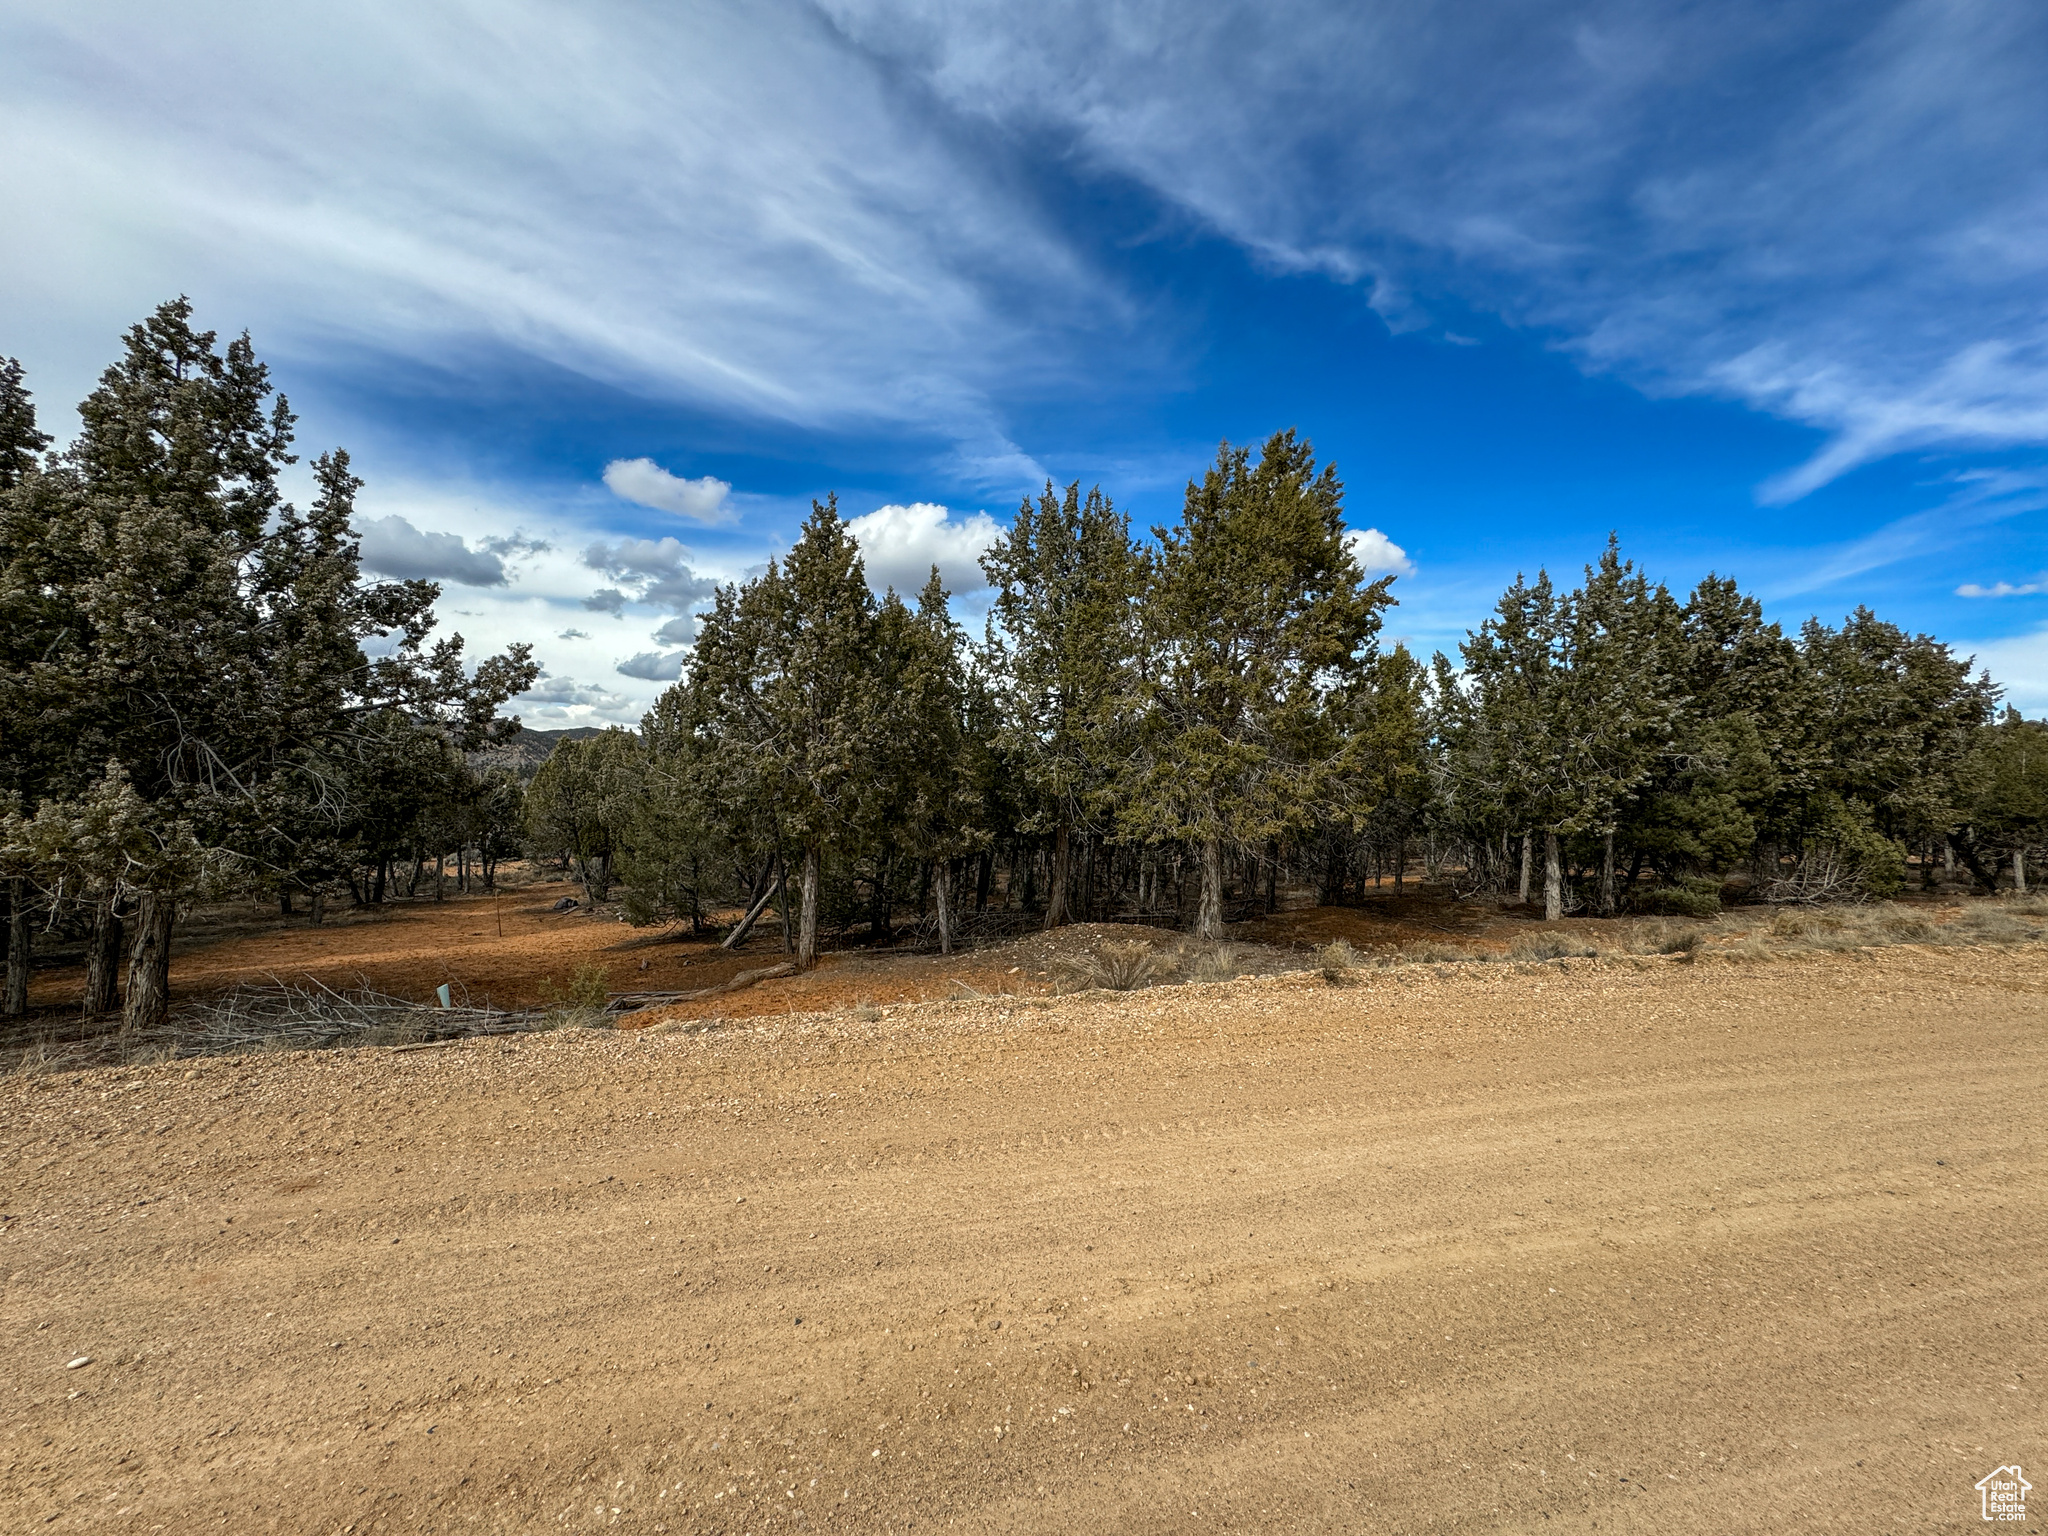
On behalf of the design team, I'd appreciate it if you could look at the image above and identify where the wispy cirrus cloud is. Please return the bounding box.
[0,0,1098,487]
[826,0,2048,499]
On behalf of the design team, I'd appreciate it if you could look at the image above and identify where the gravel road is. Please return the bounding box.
[3,947,2041,1532]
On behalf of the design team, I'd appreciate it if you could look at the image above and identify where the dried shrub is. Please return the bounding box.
[1056,940,1171,993]
[1507,933,1596,962]
[1186,942,1247,985]
[1398,939,1470,964]
[1316,938,1361,985]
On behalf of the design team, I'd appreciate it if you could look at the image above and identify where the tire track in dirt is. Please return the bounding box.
[2,948,2042,1532]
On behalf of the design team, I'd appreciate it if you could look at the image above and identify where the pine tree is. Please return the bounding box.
[524,730,646,903]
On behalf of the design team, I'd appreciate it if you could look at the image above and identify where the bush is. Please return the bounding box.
[1508,933,1597,962]
[1186,942,1248,985]
[1317,938,1361,984]
[1056,940,1171,993]
[1627,878,1723,918]
[538,963,612,1028]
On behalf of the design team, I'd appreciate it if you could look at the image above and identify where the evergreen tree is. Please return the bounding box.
[0,303,534,1027]
[980,481,1143,927]
[677,498,880,968]
[524,730,646,903]
[1957,708,2048,892]
[1122,432,1389,937]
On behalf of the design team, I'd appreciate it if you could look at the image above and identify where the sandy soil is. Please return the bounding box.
[4,942,2043,1532]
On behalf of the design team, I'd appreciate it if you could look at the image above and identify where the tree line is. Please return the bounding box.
[538,440,2046,966]
[5,306,2044,1025]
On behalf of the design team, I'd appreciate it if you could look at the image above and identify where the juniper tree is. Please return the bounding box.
[980,481,1143,927]
[0,303,534,1027]
[1122,432,1389,938]
[0,356,54,1011]
[889,569,987,953]
[674,497,881,968]
[1955,708,2047,892]
[524,729,645,903]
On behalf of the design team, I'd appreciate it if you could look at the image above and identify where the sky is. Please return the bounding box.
[4,0,2047,721]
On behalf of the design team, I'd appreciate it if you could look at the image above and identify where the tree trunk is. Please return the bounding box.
[373,860,388,904]
[1518,834,1532,905]
[122,892,175,1033]
[797,843,822,970]
[1044,825,1071,930]
[869,850,892,945]
[1543,831,1562,922]
[1265,843,1278,913]
[1943,840,1956,882]
[975,850,993,912]
[434,852,446,901]
[724,868,778,950]
[1599,830,1616,916]
[280,888,294,916]
[934,859,954,956]
[84,902,125,1015]
[2016,848,2028,896]
[310,889,327,926]
[3,881,29,1018]
[1394,838,1405,894]
[1194,839,1225,940]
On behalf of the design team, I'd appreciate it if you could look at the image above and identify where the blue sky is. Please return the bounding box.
[4,0,2046,720]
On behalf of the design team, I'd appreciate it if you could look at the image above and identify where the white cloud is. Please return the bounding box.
[0,0,1089,487]
[843,501,1003,596]
[354,514,506,586]
[616,650,689,682]
[823,0,2048,498]
[582,536,717,612]
[1345,527,1416,579]
[603,459,735,524]
[1955,625,2048,714]
[1959,578,2048,598]
[512,670,638,723]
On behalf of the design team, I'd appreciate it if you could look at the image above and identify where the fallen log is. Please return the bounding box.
[607,961,799,1012]
[721,870,784,950]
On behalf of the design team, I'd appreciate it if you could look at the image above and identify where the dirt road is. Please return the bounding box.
[4,947,2042,1532]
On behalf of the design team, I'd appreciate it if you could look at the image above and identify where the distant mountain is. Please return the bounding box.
[469,724,616,778]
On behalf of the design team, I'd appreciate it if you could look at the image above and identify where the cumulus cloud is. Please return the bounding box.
[616,650,689,682]
[583,536,717,612]
[1958,578,2048,598]
[843,501,1002,596]
[582,588,628,615]
[516,672,630,711]
[1345,527,1416,579]
[480,531,552,559]
[354,514,507,586]
[558,627,591,639]
[603,459,735,524]
[652,613,699,646]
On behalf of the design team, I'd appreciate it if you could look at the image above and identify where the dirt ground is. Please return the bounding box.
[10,878,1746,1033]
[4,940,2043,1533]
